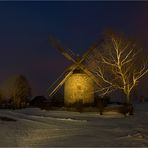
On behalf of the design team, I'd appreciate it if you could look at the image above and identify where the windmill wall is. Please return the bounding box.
[64,73,94,105]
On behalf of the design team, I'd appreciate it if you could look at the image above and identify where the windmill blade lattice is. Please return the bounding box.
[48,64,80,97]
[49,36,75,62]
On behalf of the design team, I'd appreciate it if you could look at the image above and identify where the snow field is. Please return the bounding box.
[0,103,148,147]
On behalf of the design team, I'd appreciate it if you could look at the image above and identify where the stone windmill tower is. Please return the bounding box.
[48,37,100,105]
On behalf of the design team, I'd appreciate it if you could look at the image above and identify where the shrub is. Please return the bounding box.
[30,96,47,108]
[49,93,64,107]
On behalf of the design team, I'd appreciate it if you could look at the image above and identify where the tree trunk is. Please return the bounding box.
[125,93,134,115]
[126,93,130,105]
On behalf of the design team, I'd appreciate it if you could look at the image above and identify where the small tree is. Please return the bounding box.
[12,75,32,108]
[87,32,148,105]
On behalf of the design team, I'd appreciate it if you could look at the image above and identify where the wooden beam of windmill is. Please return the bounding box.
[78,63,101,87]
[48,64,79,97]
[64,40,102,86]
[73,40,101,86]
[48,71,73,97]
[78,40,101,64]
[49,36,75,62]
[61,41,101,86]
[49,36,98,64]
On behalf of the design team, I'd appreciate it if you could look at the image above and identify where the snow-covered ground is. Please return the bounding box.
[0,103,148,147]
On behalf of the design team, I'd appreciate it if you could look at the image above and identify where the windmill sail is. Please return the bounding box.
[48,70,73,97]
[49,36,75,62]
[48,64,79,97]
[78,64,100,86]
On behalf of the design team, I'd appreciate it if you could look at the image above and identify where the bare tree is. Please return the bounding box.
[87,32,148,104]
[12,75,32,108]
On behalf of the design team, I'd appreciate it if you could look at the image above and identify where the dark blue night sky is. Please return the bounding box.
[0,1,148,97]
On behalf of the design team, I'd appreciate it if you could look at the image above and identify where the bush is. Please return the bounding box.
[103,103,134,116]
[0,99,14,109]
[94,95,111,115]
[49,93,64,107]
[30,96,47,108]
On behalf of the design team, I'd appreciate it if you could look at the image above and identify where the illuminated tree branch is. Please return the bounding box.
[86,32,148,103]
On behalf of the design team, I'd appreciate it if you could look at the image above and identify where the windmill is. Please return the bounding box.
[48,36,100,105]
